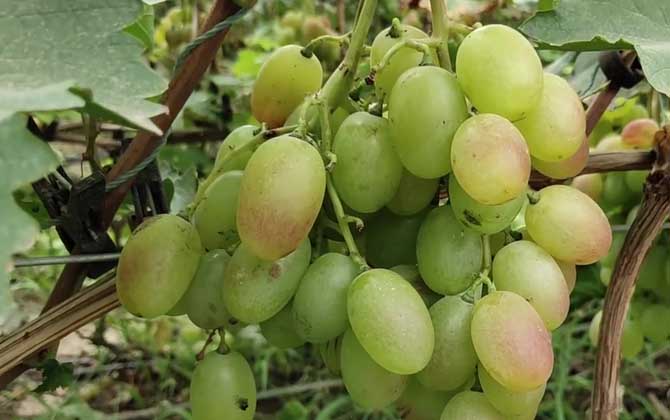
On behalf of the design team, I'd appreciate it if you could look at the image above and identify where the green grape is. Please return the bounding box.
[601,172,635,207]
[525,185,611,265]
[292,253,359,343]
[370,23,430,99]
[478,366,545,417]
[259,302,305,349]
[514,73,585,161]
[117,215,203,318]
[251,45,323,128]
[340,328,408,410]
[192,171,242,251]
[492,241,570,330]
[448,175,525,234]
[607,98,649,129]
[347,269,434,374]
[166,294,189,316]
[417,296,477,391]
[331,112,403,213]
[637,245,668,291]
[601,231,625,268]
[390,264,441,307]
[622,118,659,149]
[387,169,439,216]
[593,134,630,153]
[183,250,240,330]
[471,291,553,392]
[396,376,454,420]
[416,205,482,295]
[280,11,304,32]
[625,170,648,194]
[301,16,340,64]
[440,391,506,420]
[639,304,670,344]
[531,137,588,180]
[571,173,603,202]
[190,351,256,420]
[451,114,531,205]
[388,66,469,178]
[588,118,613,146]
[589,310,644,358]
[555,259,577,293]
[455,25,543,121]
[237,135,325,261]
[319,335,343,374]
[222,240,311,324]
[365,209,426,268]
[213,125,257,174]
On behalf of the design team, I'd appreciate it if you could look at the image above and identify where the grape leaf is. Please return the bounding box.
[124,4,156,51]
[34,359,74,393]
[0,115,60,322]
[0,0,167,133]
[521,0,670,96]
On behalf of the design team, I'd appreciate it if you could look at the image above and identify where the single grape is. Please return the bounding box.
[292,253,360,343]
[637,245,668,292]
[259,302,305,349]
[471,291,553,392]
[555,259,577,293]
[448,175,525,234]
[318,335,343,375]
[237,135,325,261]
[451,114,531,205]
[285,102,349,134]
[601,172,635,208]
[331,112,403,213]
[455,25,543,121]
[525,185,612,265]
[593,134,629,153]
[396,376,454,420]
[280,11,304,31]
[301,16,340,63]
[190,351,256,420]
[571,173,603,202]
[478,366,545,417]
[182,250,239,331]
[621,118,659,149]
[251,45,323,128]
[417,296,477,391]
[213,125,257,174]
[388,66,469,178]
[387,169,439,216]
[347,269,434,374]
[601,231,625,268]
[192,170,243,251]
[416,205,482,295]
[222,240,311,324]
[370,23,430,98]
[117,215,203,318]
[639,304,670,344]
[492,241,570,330]
[340,328,408,410]
[589,310,644,359]
[440,391,506,420]
[390,264,441,307]
[365,209,427,268]
[625,170,648,194]
[515,73,585,161]
[531,137,588,179]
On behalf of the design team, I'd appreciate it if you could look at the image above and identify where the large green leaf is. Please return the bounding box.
[0,115,60,321]
[0,0,167,133]
[521,0,670,96]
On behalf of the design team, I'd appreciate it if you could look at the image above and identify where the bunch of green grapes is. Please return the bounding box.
[111,14,645,419]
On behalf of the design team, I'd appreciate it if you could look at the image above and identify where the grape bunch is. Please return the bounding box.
[115,21,613,420]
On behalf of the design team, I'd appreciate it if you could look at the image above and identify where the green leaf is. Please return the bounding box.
[0,0,167,134]
[34,359,74,393]
[0,114,60,322]
[124,4,156,51]
[161,164,197,215]
[232,50,267,79]
[521,0,670,96]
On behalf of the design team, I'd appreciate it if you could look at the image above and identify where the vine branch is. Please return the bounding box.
[592,126,670,420]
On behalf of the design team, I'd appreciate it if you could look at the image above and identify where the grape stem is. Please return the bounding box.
[301,32,351,57]
[429,0,452,71]
[370,38,437,78]
[326,177,368,270]
[216,328,230,355]
[196,329,218,361]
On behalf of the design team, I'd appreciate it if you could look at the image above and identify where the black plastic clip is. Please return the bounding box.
[598,51,644,89]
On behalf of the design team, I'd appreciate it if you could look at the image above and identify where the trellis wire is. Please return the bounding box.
[106,6,250,192]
